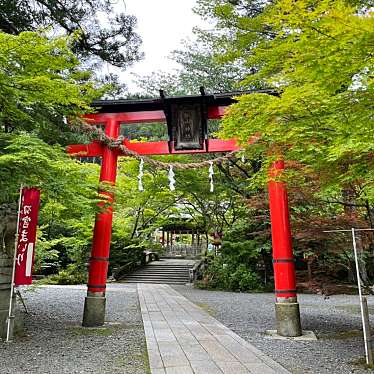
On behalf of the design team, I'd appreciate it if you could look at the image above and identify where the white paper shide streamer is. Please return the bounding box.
[138,158,144,192]
[168,165,175,191]
[209,161,214,192]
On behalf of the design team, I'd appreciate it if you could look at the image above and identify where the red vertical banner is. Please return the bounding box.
[14,187,41,286]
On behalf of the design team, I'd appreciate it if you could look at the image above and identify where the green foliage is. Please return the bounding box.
[2,2,371,291]
[217,1,374,203]
[0,134,99,200]
[46,264,87,285]
[0,133,100,278]
[0,0,143,70]
[198,216,270,291]
[0,30,108,280]
[197,257,262,291]
[230,264,262,291]
[0,31,107,133]
[120,123,168,141]
[109,231,147,272]
[34,233,60,273]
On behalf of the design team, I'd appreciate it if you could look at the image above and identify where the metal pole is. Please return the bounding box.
[6,185,23,342]
[352,228,373,365]
[324,228,374,365]
[362,297,373,365]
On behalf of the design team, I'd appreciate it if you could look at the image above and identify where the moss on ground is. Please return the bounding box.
[143,346,151,374]
[320,329,363,340]
[350,352,374,370]
[69,322,143,337]
[70,326,115,336]
[112,332,151,374]
[336,304,374,315]
[114,348,150,373]
[195,302,216,316]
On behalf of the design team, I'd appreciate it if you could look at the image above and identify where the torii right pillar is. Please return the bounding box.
[268,160,302,337]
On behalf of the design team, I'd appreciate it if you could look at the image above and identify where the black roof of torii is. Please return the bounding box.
[91,89,277,113]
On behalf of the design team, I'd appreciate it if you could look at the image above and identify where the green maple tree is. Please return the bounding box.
[214,0,373,205]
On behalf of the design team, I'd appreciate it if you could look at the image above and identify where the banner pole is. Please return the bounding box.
[352,228,373,365]
[324,228,373,365]
[6,185,23,343]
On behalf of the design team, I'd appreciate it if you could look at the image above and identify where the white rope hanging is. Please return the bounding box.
[138,158,144,192]
[209,161,214,193]
[168,165,175,191]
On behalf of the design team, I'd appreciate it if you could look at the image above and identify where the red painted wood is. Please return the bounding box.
[121,139,242,155]
[83,111,166,124]
[82,106,227,124]
[67,139,244,157]
[268,160,297,299]
[87,118,119,294]
[208,106,227,119]
[78,96,297,326]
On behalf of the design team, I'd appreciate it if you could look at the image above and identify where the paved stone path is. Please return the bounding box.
[138,284,290,374]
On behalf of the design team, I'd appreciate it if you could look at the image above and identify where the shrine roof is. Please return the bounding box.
[91,89,277,114]
[161,218,204,232]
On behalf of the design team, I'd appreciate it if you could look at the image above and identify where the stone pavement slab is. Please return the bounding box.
[138,284,290,374]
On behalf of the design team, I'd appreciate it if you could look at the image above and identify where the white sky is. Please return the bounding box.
[111,0,208,92]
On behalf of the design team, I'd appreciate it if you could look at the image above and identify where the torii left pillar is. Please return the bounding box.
[83,118,119,327]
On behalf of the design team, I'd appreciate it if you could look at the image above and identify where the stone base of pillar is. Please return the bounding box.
[275,302,302,337]
[82,293,106,327]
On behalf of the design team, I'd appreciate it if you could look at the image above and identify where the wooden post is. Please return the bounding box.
[268,160,301,337]
[83,118,119,327]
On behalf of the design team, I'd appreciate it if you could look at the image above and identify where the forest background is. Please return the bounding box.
[0,0,373,292]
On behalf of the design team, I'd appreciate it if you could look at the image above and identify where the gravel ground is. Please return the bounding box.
[174,286,374,374]
[1,283,373,374]
[0,284,148,374]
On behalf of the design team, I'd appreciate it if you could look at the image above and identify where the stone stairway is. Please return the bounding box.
[122,259,195,285]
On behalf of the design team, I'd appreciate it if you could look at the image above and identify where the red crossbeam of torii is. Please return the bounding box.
[67,92,301,337]
[67,108,240,156]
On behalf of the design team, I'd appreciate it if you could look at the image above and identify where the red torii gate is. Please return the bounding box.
[67,91,301,337]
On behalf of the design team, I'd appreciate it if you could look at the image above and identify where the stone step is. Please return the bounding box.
[126,279,188,283]
[137,266,192,269]
[134,270,191,274]
[124,279,188,284]
[125,275,189,280]
[0,258,12,267]
[146,264,192,269]
[130,272,188,274]
[0,272,12,284]
[121,259,196,285]
[130,276,189,279]
[143,266,192,269]
[136,268,190,273]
